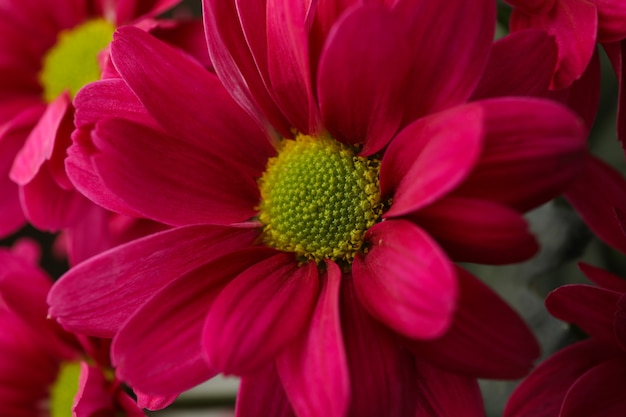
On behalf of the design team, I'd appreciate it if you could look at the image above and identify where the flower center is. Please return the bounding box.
[39,19,115,103]
[50,361,81,417]
[258,133,383,263]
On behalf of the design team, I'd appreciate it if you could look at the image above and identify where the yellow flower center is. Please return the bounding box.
[258,133,383,264]
[50,361,81,417]
[39,19,115,103]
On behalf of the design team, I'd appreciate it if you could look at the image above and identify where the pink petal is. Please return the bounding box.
[266,0,321,133]
[203,254,319,375]
[9,93,70,185]
[236,366,296,417]
[579,262,626,293]
[202,0,290,136]
[113,248,276,398]
[510,0,597,89]
[111,26,274,170]
[317,4,410,154]
[393,0,495,122]
[73,363,117,416]
[407,267,540,379]
[276,261,348,417]
[471,29,557,100]
[353,220,457,340]
[111,0,181,25]
[414,360,485,417]
[381,104,484,217]
[615,294,626,352]
[565,156,626,254]
[596,0,626,42]
[560,358,626,417]
[503,339,620,417]
[409,196,538,265]
[89,118,260,226]
[546,284,619,342]
[48,225,259,337]
[506,0,557,15]
[340,277,419,416]
[73,78,158,130]
[19,167,93,231]
[133,391,177,412]
[455,98,586,212]
[604,41,626,147]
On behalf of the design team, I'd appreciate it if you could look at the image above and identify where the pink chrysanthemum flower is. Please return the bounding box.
[0,0,181,236]
[50,0,586,413]
[0,243,153,416]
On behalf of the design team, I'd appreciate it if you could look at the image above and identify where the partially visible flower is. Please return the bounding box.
[0,0,181,236]
[503,264,626,417]
[0,242,154,416]
[49,0,586,414]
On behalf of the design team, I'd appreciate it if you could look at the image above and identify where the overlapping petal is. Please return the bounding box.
[276,262,348,417]
[236,366,296,417]
[48,225,259,337]
[353,220,457,340]
[203,254,319,375]
[317,4,410,154]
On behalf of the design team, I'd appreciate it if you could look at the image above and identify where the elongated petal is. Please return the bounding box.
[596,0,626,42]
[546,284,619,342]
[317,4,410,154]
[111,0,180,25]
[455,98,586,212]
[410,196,538,264]
[10,94,70,185]
[266,0,321,133]
[472,29,557,100]
[203,0,290,135]
[353,220,457,340]
[111,26,274,171]
[236,366,296,417]
[407,267,540,379]
[48,225,259,337]
[579,263,626,293]
[393,0,495,121]
[565,156,626,254]
[615,295,626,352]
[503,339,620,417]
[381,104,484,217]
[113,248,276,397]
[604,41,626,147]
[340,277,418,416]
[203,254,319,374]
[89,118,259,226]
[506,0,557,15]
[510,0,597,89]
[73,363,117,416]
[561,358,626,416]
[276,261,348,417]
[414,361,485,417]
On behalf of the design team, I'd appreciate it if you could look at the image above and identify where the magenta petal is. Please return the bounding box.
[48,225,259,337]
[203,254,319,374]
[546,284,619,342]
[503,339,619,417]
[266,0,321,133]
[340,277,419,416]
[579,263,626,293]
[10,94,70,185]
[410,196,538,265]
[510,0,597,89]
[236,366,296,417]
[471,29,557,100]
[111,26,274,169]
[203,0,291,136]
[353,220,457,340]
[604,41,626,148]
[506,0,556,15]
[317,4,410,153]
[595,0,626,42]
[276,261,348,417]
[90,118,259,226]
[408,266,540,379]
[565,156,626,254]
[615,295,626,352]
[73,363,117,416]
[561,358,626,417]
[393,0,495,121]
[113,248,276,397]
[455,98,586,212]
[414,360,485,417]
[381,104,484,217]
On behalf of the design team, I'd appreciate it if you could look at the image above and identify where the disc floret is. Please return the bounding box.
[258,133,383,263]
